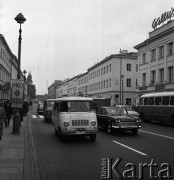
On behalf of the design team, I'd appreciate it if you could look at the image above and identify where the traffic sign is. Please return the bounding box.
[11,79,24,108]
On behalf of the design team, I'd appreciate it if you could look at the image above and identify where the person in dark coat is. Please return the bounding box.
[0,103,6,140]
[4,101,13,127]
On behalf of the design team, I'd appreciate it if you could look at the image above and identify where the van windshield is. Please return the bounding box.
[60,101,94,112]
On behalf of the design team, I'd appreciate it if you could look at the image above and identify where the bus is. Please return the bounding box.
[52,96,98,141]
[43,99,56,123]
[136,92,174,124]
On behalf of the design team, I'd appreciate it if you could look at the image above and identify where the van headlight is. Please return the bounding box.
[91,120,97,126]
[64,122,70,127]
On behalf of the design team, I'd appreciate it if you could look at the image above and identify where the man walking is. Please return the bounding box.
[0,103,6,140]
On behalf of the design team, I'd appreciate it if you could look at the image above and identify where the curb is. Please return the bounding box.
[24,115,41,180]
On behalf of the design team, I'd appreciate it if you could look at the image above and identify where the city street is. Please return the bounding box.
[29,103,174,180]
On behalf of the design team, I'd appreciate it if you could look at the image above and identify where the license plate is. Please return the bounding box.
[76,128,85,131]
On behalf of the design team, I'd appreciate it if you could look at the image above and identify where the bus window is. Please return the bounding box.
[155,97,162,105]
[144,97,148,105]
[139,98,143,105]
[162,96,170,105]
[148,97,154,105]
[170,96,174,105]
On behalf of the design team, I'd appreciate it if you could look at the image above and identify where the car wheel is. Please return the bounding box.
[107,124,112,134]
[90,134,96,142]
[132,128,138,135]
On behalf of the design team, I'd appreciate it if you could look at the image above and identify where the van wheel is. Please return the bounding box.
[132,128,138,135]
[90,134,96,142]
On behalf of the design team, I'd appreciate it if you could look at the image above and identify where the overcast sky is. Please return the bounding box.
[0,0,173,94]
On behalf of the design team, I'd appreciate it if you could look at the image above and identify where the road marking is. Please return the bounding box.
[139,130,174,140]
[113,140,147,156]
[39,115,44,118]
[32,115,37,118]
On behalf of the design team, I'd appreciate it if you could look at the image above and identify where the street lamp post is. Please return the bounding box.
[121,74,124,105]
[12,13,26,134]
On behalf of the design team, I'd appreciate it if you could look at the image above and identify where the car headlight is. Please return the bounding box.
[91,120,97,126]
[115,119,121,123]
[64,122,70,127]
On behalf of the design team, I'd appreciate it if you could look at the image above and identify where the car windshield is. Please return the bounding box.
[60,101,95,112]
[106,107,127,116]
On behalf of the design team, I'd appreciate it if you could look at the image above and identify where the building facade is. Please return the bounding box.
[87,51,138,105]
[134,10,174,96]
[48,80,62,99]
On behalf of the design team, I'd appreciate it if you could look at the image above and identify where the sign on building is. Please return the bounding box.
[11,79,24,108]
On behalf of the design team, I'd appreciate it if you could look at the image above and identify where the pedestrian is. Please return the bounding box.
[0,103,6,140]
[23,101,29,116]
[4,101,13,127]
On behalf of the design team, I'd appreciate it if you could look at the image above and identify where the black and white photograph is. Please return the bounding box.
[0,0,174,179]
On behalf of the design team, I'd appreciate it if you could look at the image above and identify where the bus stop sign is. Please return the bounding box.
[11,79,24,108]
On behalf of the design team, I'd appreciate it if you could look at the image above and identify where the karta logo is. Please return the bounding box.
[101,158,173,179]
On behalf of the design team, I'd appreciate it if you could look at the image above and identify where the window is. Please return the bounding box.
[159,68,164,83]
[126,98,131,106]
[162,96,170,105]
[155,97,162,105]
[144,97,148,105]
[139,98,143,105]
[151,49,156,61]
[103,80,105,88]
[151,70,156,85]
[136,79,138,87]
[109,78,111,87]
[106,80,108,88]
[168,42,173,56]
[109,64,111,72]
[101,68,103,75]
[127,64,131,71]
[142,53,146,64]
[148,97,154,105]
[170,96,174,105]
[101,81,103,89]
[106,65,108,73]
[168,66,173,82]
[127,79,131,87]
[136,64,138,72]
[159,45,164,58]
[142,73,146,86]
[104,67,105,74]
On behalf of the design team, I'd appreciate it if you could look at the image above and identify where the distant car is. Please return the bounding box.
[37,103,44,115]
[96,106,141,134]
[118,105,140,118]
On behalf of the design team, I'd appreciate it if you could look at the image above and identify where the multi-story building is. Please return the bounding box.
[87,50,138,105]
[78,72,88,96]
[134,9,174,96]
[48,80,62,99]
[0,34,18,100]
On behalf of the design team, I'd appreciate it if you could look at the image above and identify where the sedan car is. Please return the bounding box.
[96,106,141,134]
[37,103,44,115]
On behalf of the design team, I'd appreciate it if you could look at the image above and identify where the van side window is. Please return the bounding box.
[162,96,170,105]
[148,97,154,105]
[144,97,148,105]
[155,97,162,105]
[170,96,174,105]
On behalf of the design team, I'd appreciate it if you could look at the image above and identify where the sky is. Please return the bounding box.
[0,0,173,95]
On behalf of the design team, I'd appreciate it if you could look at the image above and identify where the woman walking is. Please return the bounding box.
[4,101,13,127]
[0,103,6,140]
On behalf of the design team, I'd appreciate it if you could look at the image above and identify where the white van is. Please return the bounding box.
[52,96,98,141]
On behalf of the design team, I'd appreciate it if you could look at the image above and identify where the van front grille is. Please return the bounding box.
[72,120,89,126]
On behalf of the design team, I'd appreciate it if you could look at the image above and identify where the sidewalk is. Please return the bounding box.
[0,114,40,180]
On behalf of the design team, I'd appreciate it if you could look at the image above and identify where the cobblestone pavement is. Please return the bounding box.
[0,114,40,180]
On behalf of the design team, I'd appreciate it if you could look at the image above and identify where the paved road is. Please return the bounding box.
[30,103,174,180]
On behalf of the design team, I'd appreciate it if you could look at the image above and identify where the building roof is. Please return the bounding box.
[87,52,137,71]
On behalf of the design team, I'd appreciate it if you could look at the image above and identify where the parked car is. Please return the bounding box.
[118,105,140,118]
[37,103,44,115]
[96,106,141,134]
[43,99,55,123]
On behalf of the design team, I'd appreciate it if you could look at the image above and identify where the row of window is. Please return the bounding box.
[0,67,10,82]
[139,96,174,106]
[142,66,174,86]
[89,64,112,80]
[142,41,173,64]
[89,79,112,91]
[0,48,11,63]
